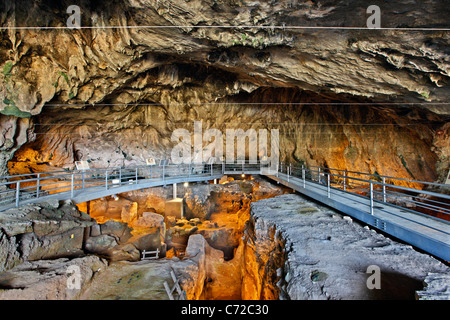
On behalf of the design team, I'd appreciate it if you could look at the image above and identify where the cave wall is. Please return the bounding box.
[0,0,449,183]
[8,87,449,185]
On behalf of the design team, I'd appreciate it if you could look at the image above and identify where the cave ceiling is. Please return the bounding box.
[0,0,449,181]
[0,0,448,114]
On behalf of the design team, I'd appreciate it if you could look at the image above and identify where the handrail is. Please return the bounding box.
[303,164,449,188]
[0,162,225,209]
[279,163,450,221]
[0,161,449,222]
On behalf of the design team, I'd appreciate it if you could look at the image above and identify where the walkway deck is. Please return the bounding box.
[0,162,448,261]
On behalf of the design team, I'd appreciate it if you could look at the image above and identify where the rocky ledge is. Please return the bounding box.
[249,194,449,300]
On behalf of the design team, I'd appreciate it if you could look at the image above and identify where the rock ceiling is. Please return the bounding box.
[0,0,449,181]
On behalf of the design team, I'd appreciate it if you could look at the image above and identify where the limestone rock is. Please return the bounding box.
[131,212,165,236]
[77,260,175,300]
[85,235,119,255]
[416,273,450,300]
[248,194,450,300]
[1,0,449,187]
[0,256,107,300]
[127,228,162,252]
[100,220,133,244]
[120,202,138,224]
[0,230,21,272]
[107,243,141,262]
[0,201,94,271]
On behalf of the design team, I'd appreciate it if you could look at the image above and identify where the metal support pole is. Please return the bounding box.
[302,168,305,188]
[343,170,346,191]
[82,171,85,189]
[210,163,213,176]
[36,173,40,198]
[370,182,374,215]
[71,173,74,198]
[327,174,330,198]
[318,167,321,183]
[173,183,177,199]
[135,168,138,184]
[15,181,20,207]
[162,165,165,182]
[382,177,386,202]
[119,168,122,185]
[105,170,108,190]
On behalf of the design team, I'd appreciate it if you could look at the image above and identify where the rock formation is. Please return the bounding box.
[0,0,448,184]
[0,0,449,301]
[247,194,450,300]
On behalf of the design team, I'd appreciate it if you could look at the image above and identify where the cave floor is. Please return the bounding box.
[78,260,174,300]
[251,194,450,300]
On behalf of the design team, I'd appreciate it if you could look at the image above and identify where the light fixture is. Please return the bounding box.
[184,182,189,187]
[241,174,245,178]
[112,194,119,201]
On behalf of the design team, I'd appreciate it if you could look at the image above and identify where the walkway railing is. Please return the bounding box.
[278,162,450,222]
[0,163,223,210]
[1,160,449,260]
[1,161,449,223]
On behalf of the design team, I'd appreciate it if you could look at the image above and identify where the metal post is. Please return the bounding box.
[82,171,85,189]
[36,173,40,198]
[343,170,346,191]
[105,170,108,190]
[370,182,374,215]
[71,173,74,198]
[302,168,306,188]
[162,164,165,182]
[15,181,20,207]
[189,163,191,177]
[318,167,321,183]
[150,165,152,179]
[382,177,386,202]
[327,174,330,198]
[210,163,213,176]
[119,168,122,185]
[135,168,138,184]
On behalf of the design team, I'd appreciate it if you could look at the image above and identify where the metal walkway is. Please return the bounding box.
[0,163,223,210]
[0,161,449,261]
[268,163,450,262]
